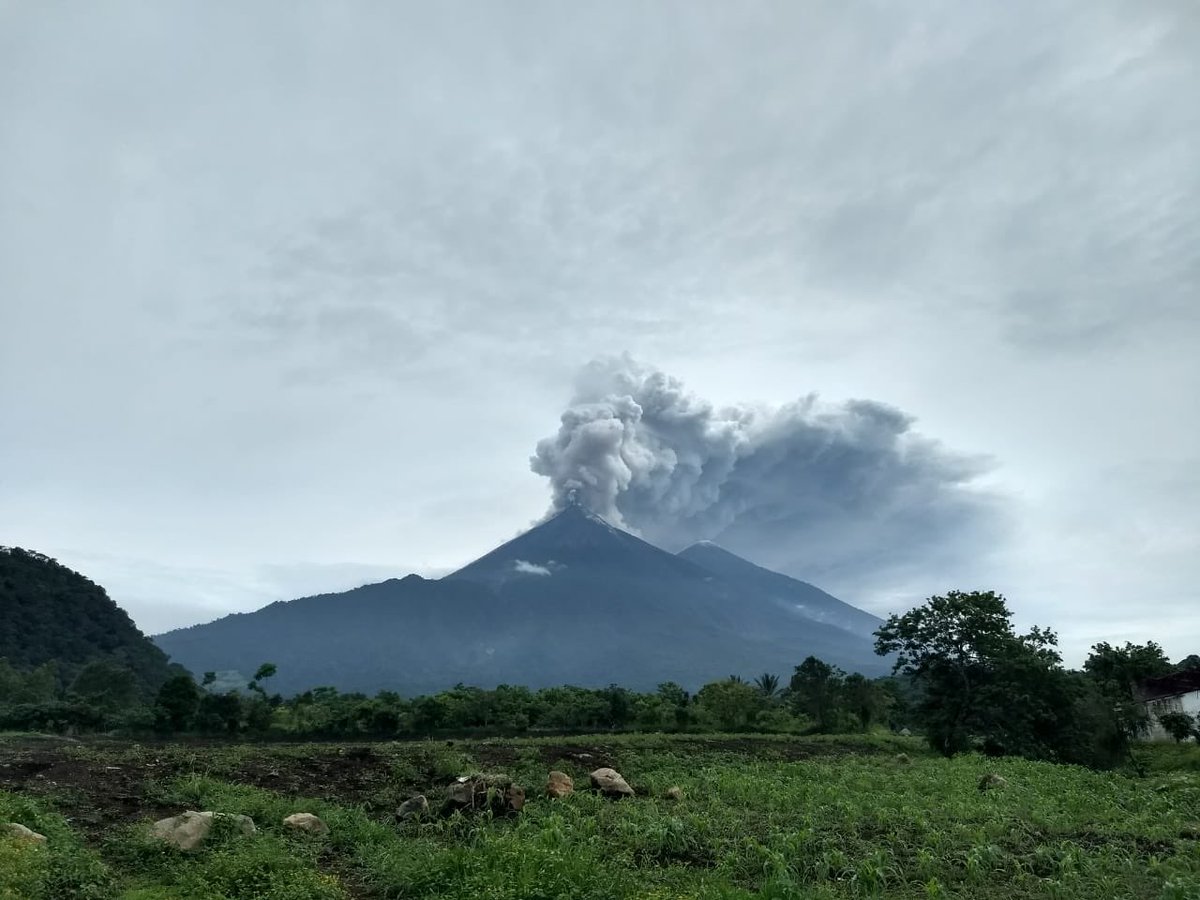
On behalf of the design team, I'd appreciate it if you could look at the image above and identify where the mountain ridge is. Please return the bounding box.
[154,507,889,694]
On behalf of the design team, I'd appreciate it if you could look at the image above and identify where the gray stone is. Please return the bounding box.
[151,810,256,851]
[397,795,429,820]
[282,812,328,835]
[589,767,634,798]
[5,823,47,845]
[978,773,1009,791]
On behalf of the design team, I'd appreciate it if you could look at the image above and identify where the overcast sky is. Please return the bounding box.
[2,1,1197,665]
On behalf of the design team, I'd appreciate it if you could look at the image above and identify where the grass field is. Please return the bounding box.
[1,733,1198,899]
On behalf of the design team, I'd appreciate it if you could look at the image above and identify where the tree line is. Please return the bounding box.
[2,589,1196,768]
[0,654,909,740]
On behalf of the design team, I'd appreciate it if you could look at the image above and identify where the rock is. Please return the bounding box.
[978,773,1009,791]
[895,753,911,765]
[446,780,476,808]
[899,727,912,737]
[442,776,524,816]
[397,795,429,820]
[664,786,684,801]
[282,813,328,835]
[5,823,47,845]
[589,767,634,799]
[546,771,574,798]
[505,785,526,812]
[151,811,256,851]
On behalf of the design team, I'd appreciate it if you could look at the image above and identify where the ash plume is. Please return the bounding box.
[531,356,1003,596]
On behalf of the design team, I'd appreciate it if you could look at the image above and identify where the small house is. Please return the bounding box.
[1137,669,1200,741]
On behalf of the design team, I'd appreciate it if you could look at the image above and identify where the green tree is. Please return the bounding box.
[0,659,58,704]
[754,673,781,699]
[1084,642,1173,694]
[696,678,762,731]
[1156,711,1196,743]
[248,662,278,697]
[874,590,1064,756]
[789,656,845,732]
[410,695,445,736]
[656,682,691,730]
[1083,641,1174,740]
[68,660,139,711]
[602,684,634,729]
[196,691,243,735]
[154,673,201,732]
[842,673,890,732]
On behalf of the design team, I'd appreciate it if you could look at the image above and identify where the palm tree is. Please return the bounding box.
[754,673,780,698]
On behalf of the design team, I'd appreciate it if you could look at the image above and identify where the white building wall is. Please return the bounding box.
[1185,689,1200,719]
[1146,689,1200,741]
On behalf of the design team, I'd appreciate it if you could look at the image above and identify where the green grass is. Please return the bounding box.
[1139,741,1200,776]
[0,791,113,899]
[3,734,1199,899]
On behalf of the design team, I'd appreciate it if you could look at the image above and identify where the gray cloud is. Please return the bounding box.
[533,357,1004,593]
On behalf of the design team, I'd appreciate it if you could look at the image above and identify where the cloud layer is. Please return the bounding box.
[533,357,1003,592]
[1,1,1196,662]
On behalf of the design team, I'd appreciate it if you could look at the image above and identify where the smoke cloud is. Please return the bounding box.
[532,357,1004,599]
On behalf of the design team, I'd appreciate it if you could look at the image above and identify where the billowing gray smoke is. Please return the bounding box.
[531,357,1003,600]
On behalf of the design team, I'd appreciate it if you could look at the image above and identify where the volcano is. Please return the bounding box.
[154,504,887,694]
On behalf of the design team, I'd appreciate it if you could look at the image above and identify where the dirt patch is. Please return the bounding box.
[225,745,394,807]
[0,745,176,837]
[468,742,522,771]
[0,740,400,836]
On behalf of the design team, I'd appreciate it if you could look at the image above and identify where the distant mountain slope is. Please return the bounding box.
[678,541,884,639]
[0,546,177,692]
[155,506,890,694]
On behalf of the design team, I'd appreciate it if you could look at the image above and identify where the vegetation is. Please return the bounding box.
[0,547,177,695]
[874,591,1195,768]
[3,572,1199,897]
[3,585,1195,774]
[2,733,1199,899]
[1159,712,1199,744]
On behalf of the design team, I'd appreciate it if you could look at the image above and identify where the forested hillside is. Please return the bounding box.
[0,546,178,694]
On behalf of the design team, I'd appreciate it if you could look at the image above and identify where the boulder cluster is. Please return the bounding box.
[390,766,680,822]
[149,810,331,851]
[442,774,527,816]
[142,766,677,850]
